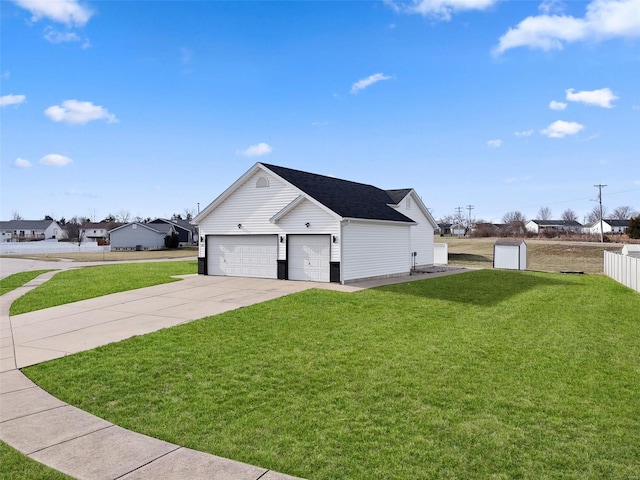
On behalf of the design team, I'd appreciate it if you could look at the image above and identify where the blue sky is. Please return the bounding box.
[1,0,639,224]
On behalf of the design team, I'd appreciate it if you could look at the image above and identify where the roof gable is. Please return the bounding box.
[261,163,413,223]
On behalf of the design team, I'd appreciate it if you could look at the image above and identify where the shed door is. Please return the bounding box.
[288,235,330,282]
[207,235,277,279]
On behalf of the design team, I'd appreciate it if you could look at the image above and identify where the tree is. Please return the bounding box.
[585,205,609,225]
[102,213,116,223]
[611,206,638,220]
[43,215,54,221]
[116,210,131,223]
[183,208,195,221]
[502,211,527,236]
[164,232,179,249]
[11,210,23,220]
[537,207,552,220]
[628,216,640,239]
[171,213,183,221]
[65,216,87,246]
[561,208,578,222]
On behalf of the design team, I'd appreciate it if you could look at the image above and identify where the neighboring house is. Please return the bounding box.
[109,222,176,251]
[81,222,123,242]
[437,223,452,236]
[525,219,583,234]
[585,219,630,235]
[148,218,196,246]
[193,162,438,284]
[0,220,63,242]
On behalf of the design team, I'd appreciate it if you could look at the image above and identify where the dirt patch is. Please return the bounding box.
[441,237,622,274]
[0,247,198,263]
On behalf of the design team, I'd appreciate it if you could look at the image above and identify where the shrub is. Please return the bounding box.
[164,232,179,249]
[628,216,640,239]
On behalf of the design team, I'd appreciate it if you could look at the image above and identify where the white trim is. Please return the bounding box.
[269,195,306,223]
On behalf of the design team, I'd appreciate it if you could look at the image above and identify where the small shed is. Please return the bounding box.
[621,244,640,258]
[494,239,527,270]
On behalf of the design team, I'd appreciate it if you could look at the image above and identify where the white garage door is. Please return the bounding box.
[288,235,330,282]
[207,235,277,279]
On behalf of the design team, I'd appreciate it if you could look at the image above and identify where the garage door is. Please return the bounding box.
[207,235,277,279]
[288,235,330,282]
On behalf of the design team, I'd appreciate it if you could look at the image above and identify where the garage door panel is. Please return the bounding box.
[288,235,330,282]
[207,235,277,279]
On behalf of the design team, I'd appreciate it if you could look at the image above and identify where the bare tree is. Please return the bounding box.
[171,213,183,221]
[611,206,638,220]
[183,208,195,221]
[502,211,527,236]
[11,210,23,220]
[65,216,87,246]
[585,205,608,225]
[116,210,131,223]
[537,207,552,220]
[561,208,578,222]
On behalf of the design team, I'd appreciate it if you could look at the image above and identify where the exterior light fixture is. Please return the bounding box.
[237,224,242,229]
[305,222,310,228]
[332,235,338,243]
[280,236,284,243]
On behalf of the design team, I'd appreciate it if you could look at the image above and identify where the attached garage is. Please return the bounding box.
[194,163,438,284]
[287,235,331,282]
[206,235,277,279]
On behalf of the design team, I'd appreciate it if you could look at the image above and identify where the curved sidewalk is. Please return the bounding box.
[1,267,467,479]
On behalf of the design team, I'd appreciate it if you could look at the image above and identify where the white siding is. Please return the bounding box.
[110,225,165,249]
[197,170,300,236]
[342,222,411,282]
[395,192,435,266]
[277,198,340,262]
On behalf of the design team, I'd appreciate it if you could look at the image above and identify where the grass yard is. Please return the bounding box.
[24,270,640,480]
[10,261,197,316]
[0,442,72,480]
[443,236,621,273]
[0,270,52,296]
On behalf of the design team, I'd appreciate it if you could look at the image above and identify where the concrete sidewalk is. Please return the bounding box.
[1,267,468,479]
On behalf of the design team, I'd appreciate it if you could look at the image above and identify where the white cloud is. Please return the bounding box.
[350,73,392,94]
[549,100,568,110]
[12,0,92,26]
[14,158,32,168]
[539,0,566,14]
[0,94,26,107]
[43,26,87,46]
[236,142,272,157]
[494,0,640,55]
[40,153,72,166]
[514,129,534,137]
[45,100,117,124]
[388,0,498,21]
[540,120,585,138]
[487,139,503,148]
[566,87,618,108]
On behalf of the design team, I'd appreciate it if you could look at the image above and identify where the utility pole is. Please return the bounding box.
[455,206,464,238]
[466,205,474,232]
[594,184,607,243]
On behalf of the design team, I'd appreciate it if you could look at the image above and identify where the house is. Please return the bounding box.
[148,218,196,246]
[109,222,177,251]
[0,219,63,242]
[81,222,123,243]
[525,219,583,234]
[585,219,630,235]
[193,163,438,284]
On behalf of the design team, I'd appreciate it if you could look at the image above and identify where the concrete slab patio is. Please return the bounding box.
[0,266,468,479]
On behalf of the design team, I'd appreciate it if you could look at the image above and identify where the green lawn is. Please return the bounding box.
[9,261,197,315]
[24,270,640,479]
[0,270,52,296]
[0,442,72,480]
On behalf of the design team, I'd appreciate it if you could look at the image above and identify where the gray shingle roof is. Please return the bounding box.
[261,163,414,223]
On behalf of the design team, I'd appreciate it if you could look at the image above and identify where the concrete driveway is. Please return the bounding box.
[2,274,361,371]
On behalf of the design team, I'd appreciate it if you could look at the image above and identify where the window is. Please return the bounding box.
[256,176,269,188]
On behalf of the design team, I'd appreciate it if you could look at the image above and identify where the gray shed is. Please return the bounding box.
[493,239,527,270]
[621,244,640,258]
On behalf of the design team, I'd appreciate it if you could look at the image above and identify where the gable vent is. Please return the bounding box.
[406,197,411,209]
[256,176,269,188]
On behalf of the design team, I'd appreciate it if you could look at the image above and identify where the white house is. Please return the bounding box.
[525,219,582,234]
[0,220,63,242]
[193,163,438,284]
[585,219,630,235]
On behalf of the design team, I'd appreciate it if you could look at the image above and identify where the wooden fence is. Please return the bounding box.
[604,251,639,293]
